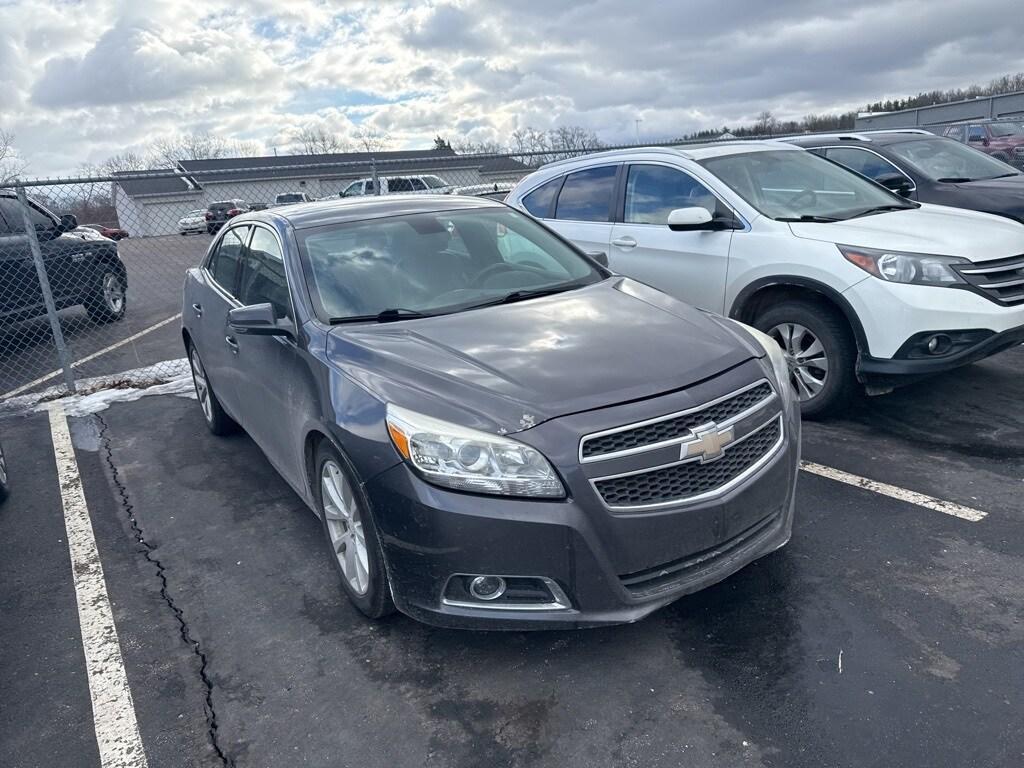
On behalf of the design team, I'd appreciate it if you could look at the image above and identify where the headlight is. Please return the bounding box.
[385,404,565,498]
[728,321,795,402]
[838,245,968,285]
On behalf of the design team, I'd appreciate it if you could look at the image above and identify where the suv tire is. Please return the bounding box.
[754,299,858,418]
[84,269,126,323]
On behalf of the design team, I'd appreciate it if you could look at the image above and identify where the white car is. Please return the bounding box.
[507,143,1024,416]
[178,209,207,235]
[274,192,316,206]
[339,175,452,197]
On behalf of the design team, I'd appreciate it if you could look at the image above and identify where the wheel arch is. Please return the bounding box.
[729,276,869,354]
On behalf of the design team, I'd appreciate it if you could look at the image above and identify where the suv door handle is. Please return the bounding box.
[191,303,203,318]
[225,335,239,354]
[612,236,637,249]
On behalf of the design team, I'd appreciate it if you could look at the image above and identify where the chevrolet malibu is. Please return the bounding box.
[181,196,800,629]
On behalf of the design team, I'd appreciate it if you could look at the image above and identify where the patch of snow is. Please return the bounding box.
[50,374,196,417]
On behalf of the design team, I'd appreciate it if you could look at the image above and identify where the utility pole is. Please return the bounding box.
[635,118,643,144]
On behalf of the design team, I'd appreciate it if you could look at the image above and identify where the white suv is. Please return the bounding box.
[339,175,452,197]
[507,143,1024,416]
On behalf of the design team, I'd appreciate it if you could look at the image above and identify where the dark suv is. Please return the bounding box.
[942,120,1024,168]
[0,192,127,324]
[784,131,1024,224]
[205,200,249,234]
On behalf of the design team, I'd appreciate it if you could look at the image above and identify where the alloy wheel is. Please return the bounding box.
[189,348,214,423]
[768,322,829,401]
[321,460,370,596]
[102,273,125,314]
[0,444,6,485]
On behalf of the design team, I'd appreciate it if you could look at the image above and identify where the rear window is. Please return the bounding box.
[276,194,304,204]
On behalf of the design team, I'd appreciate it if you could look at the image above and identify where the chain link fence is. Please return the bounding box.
[1,135,800,405]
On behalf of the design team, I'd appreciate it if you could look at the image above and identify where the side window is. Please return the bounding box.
[624,164,717,225]
[238,227,291,319]
[408,178,427,191]
[389,178,414,193]
[967,125,986,142]
[343,181,362,197]
[0,197,54,233]
[555,166,617,222]
[207,225,250,296]
[824,147,902,182]
[521,177,562,218]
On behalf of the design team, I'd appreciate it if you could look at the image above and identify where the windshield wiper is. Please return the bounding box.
[775,214,842,223]
[849,204,916,218]
[329,307,432,324]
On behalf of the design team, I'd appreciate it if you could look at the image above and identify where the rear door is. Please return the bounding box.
[547,165,617,255]
[608,163,733,313]
[0,197,37,317]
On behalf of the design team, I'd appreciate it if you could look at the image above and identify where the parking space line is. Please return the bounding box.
[47,403,149,768]
[800,460,987,522]
[2,313,182,399]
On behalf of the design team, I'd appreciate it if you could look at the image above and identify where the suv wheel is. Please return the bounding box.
[754,300,858,418]
[315,442,395,620]
[84,270,126,323]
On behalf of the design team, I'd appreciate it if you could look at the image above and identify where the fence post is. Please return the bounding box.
[371,156,380,196]
[15,185,77,394]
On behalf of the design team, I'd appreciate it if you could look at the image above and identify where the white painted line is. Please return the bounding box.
[2,313,181,399]
[47,403,149,768]
[800,460,987,522]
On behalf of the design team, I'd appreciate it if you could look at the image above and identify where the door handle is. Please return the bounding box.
[191,303,203,318]
[612,236,637,249]
[225,335,239,354]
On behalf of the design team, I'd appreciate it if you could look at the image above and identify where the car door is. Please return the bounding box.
[191,224,250,418]
[607,163,734,313]
[231,224,310,486]
[547,165,617,255]
[0,197,39,317]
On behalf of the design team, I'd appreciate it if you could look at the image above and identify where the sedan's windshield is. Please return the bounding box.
[887,137,1021,182]
[298,208,603,321]
[699,150,914,221]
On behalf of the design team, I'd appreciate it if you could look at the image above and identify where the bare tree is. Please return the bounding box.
[509,127,550,155]
[148,132,262,167]
[452,138,505,155]
[352,127,392,153]
[548,125,603,154]
[753,110,778,136]
[0,129,27,184]
[296,126,350,155]
[101,151,151,174]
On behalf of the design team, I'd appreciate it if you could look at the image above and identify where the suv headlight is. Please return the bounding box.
[728,321,795,403]
[838,245,968,285]
[385,405,565,498]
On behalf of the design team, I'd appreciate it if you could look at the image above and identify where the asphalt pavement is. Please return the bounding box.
[1,346,1022,768]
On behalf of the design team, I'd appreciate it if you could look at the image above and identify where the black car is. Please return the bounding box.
[784,131,1024,223]
[0,192,127,325]
[205,200,250,234]
[182,195,800,629]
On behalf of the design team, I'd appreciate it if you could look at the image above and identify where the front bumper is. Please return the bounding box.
[364,404,800,630]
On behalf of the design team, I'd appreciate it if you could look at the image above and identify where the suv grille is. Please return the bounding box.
[593,416,782,508]
[581,382,773,460]
[956,255,1024,305]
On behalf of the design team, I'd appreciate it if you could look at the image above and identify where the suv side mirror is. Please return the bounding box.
[228,303,293,337]
[585,250,609,267]
[876,173,914,197]
[58,213,77,232]
[667,207,714,231]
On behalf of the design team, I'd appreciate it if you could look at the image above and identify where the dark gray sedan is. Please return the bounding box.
[181,195,800,629]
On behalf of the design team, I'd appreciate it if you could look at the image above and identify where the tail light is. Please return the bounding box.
[204,211,213,220]
[227,208,242,217]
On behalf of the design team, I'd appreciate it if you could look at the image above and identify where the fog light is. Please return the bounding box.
[469,575,506,601]
[926,334,952,355]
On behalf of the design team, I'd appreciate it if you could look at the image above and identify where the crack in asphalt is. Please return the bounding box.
[96,413,233,768]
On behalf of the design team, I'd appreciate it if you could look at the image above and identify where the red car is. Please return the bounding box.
[943,121,1024,168]
[83,223,130,241]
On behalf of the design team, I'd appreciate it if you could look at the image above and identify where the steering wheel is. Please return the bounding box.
[470,262,536,287]
[786,188,818,207]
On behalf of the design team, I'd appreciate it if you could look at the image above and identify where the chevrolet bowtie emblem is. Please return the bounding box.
[682,423,734,463]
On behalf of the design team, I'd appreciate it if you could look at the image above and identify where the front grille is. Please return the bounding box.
[594,416,782,508]
[581,382,773,459]
[956,255,1024,305]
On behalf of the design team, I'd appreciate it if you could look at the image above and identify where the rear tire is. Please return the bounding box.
[315,442,395,620]
[0,439,9,504]
[187,342,237,435]
[84,269,126,323]
[754,299,859,419]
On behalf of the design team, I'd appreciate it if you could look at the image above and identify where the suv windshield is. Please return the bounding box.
[422,176,448,189]
[988,122,1024,137]
[699,149,914,221]
[276,194,304,204]
[298,208,603,321]
[887,137,1021,181]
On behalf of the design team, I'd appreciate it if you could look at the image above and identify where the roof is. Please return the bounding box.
[113,172,197,197]
[782,130,945,148]
[238,193,506,230]
[537,142,801,171]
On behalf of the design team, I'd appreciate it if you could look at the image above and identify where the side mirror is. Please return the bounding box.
[876,173,913,197]
[585,250,609,267]
[228,303,293,337]
[667,207,714,231]
[58,213,78,232]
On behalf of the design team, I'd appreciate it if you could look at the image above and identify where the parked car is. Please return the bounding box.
[178,209,207,235]
[249,203,269,212]
[182,196,800,628]
[274,193,316,206]
[0,192,127,324]
[783,131,1024,224]
[339,175,452,197]
[450,182,514,200]
[82,223,130,241]
[941,120,1024,167]
[507,143,1024,416]
[205,200,249,234]
[0,437,8,504]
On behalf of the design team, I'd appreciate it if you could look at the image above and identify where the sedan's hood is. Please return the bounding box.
[327,278,755,435]
[788,204,1024,263]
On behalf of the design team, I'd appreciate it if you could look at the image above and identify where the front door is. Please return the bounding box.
[608,163,733,313]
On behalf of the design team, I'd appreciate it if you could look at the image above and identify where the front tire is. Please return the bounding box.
[754,300,858,418]
[187,343,237,435]
[0,439,9,504]
[315,442,395,620]
[84,270,127,323]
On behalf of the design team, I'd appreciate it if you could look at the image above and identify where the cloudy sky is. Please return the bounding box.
[3,0,1024,176]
